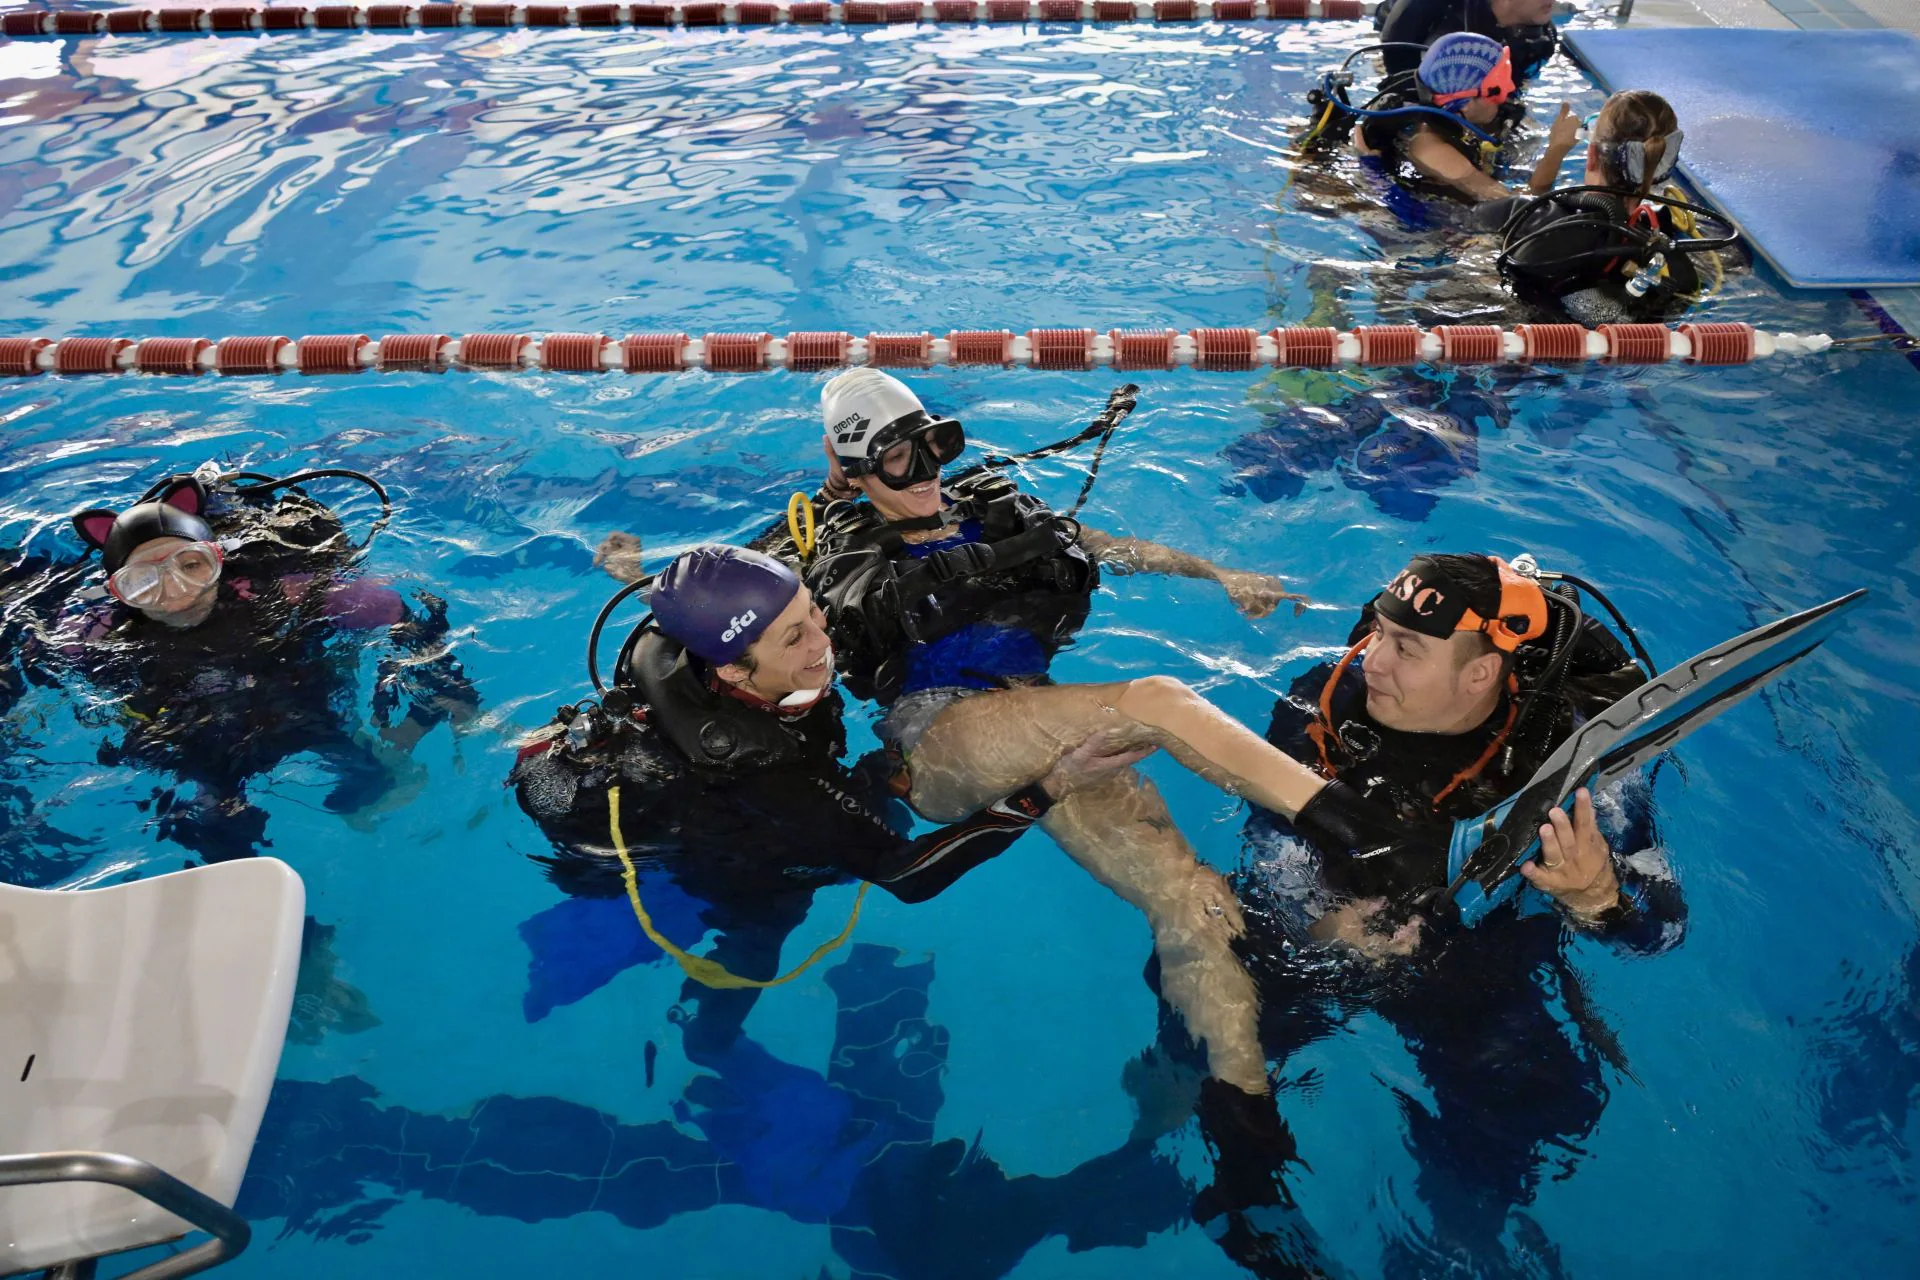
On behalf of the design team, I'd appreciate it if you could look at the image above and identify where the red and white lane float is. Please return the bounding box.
[0,0,1371,37]
[0,324,1852,377]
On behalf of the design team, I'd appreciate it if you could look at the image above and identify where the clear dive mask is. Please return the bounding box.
[108,540,223,608]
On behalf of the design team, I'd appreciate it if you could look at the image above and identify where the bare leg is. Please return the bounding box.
[1039,768,1268,1093]
[907,677,1323,824]
[904,678,1319,1093]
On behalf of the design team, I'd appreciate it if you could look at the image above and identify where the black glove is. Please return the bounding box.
[1291,779,1403,862]
[1292,780,1444,906]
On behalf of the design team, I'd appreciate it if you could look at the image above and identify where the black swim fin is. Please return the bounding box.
[1446,589,1866,925]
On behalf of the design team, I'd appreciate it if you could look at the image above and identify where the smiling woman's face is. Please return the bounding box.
[720,587,834,701]
[855,467,944,522]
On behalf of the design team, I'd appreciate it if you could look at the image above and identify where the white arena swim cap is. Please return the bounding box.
[821,368,927,466]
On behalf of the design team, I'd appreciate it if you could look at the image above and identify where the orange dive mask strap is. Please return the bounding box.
[1454,556,1549,653]
[1431,45,1516,107]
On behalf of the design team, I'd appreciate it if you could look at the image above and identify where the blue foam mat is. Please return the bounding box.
[1564,26,1920,289]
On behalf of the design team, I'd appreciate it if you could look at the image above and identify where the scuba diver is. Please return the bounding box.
[1477,89,1742,323]
[796,369,1388,1274]
[801,367,1327,1091]
[1331,33,1581,208]
[23,464,478,863]
[510,542,1144,1052]
[1233,551,1688,1272]
[507,549,1189,1276]
[1376,0,1561,85]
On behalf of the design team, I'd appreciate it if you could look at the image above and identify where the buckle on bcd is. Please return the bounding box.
[885,745,914,797]
[924,542,997,584]
[1339,721,1381,761]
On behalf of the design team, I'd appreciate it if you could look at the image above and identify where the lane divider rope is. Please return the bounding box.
[0,325,1829,377]
[0,0,1374,37]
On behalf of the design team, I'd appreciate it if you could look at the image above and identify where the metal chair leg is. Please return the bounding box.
[0,1152,250,1280]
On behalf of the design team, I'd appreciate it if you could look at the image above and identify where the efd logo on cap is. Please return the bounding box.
[721,610,757,644]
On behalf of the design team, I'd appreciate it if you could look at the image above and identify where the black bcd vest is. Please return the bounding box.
[805,470,1098,704]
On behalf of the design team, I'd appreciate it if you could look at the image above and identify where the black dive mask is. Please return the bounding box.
[859,413,967,491]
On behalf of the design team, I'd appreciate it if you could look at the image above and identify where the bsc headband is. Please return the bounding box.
[1373,555,1548,653]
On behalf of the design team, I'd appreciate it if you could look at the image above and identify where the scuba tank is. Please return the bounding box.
[138,461,393,577]
[1494,184,1742,313]
[1498,554,1655,778]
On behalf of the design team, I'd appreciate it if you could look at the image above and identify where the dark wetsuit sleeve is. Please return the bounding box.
[718,762,1045,904]
[1563,765,1687,954]
[1579,853,1687,955]
[373,590,480,734]
[1265,665,1332,762]
[813,774,1052,904]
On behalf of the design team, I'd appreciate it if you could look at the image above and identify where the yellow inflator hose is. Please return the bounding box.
[608,786,865,989]
[786,492,816,561]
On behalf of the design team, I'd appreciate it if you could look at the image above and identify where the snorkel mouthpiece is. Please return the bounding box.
[650,544,801,666]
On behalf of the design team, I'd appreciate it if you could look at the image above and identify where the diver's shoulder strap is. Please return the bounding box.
[947,468,1020,506]
[627,628,799,771]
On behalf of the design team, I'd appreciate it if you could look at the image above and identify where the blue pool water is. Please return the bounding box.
[2,9,1918,1279]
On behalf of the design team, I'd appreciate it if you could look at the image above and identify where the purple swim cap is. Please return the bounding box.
[650,544,801,666]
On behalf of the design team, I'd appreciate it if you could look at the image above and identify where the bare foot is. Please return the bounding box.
[1309,896,1426,962]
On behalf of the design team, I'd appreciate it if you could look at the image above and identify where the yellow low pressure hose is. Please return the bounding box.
[787,491,816,561]
[608,786,866,989]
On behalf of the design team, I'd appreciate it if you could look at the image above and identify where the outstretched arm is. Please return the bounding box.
[1525,102,1582,195]
[836,733,1153,902]
[595,532,648,584]
[1405,128,1512,203]
[1079,526,1309,619]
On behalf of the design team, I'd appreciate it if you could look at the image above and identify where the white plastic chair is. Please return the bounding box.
[1,859,304,1280]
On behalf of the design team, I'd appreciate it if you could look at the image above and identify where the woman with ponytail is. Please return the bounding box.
[1478,88,1733,322]
[1587,89,1683,202]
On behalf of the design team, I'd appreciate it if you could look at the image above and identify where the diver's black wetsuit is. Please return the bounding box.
[801,467,1097,710]
[513,628,1047,903]
[1376,0,1559,81]
[1229,616,1686,1272]
[34,555,473,863]
[512,624,1050,1056]
[1357,99,1511,220]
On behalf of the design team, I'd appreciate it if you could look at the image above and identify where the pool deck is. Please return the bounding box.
[1610,0,1920,333]
[1623,0,1918,31]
